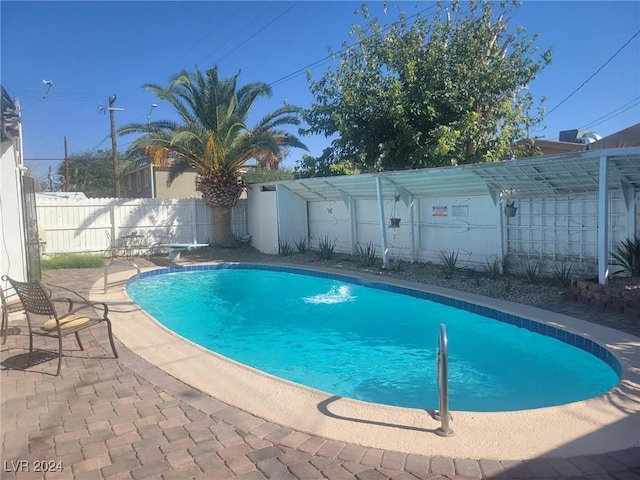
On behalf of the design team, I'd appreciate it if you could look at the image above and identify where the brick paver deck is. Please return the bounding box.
[1,261,638,479]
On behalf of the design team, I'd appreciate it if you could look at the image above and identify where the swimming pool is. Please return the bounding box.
[127,264,620,412]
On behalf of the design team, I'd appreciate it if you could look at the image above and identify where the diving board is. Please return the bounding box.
[160,243,209,261]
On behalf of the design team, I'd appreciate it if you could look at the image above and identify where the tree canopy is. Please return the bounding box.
[299,0,552,177]
[55,150,139,197]
[118,65,307,246]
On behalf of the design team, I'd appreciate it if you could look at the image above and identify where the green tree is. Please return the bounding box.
[119,66,307,247]
[242,167,295,184]
[300,0,551,176]
[55,150,138,198]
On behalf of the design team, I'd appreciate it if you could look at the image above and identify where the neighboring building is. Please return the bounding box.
[518,124,639,156]
[123,164,199,199]
[588,123,640,150]
[1,85,35,282]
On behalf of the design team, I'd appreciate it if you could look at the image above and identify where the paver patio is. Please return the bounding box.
[1,259,639,479]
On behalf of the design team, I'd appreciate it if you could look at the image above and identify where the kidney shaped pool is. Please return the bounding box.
[126,264,620,412]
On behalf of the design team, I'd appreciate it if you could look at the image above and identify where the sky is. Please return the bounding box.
[1,1,639,186]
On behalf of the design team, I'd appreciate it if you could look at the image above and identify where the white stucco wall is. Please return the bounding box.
[0,137,27,283]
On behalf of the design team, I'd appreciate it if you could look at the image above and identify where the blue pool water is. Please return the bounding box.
[127,266,620,412]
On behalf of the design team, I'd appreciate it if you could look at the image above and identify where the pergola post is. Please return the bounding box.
[396,186,416,263]
[621,181,637,239]
[489,188,506,273]
[598,156,609,285]
[375,177,389,268]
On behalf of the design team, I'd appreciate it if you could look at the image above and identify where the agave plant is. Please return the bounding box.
[611,236,640,277]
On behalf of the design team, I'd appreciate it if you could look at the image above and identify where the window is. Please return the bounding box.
[144,169,150,188]
[136,172,141,191]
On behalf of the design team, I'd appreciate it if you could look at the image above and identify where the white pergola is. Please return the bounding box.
[277,148,640,284]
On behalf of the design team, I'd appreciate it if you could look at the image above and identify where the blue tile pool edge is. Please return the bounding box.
[132,263,623,378]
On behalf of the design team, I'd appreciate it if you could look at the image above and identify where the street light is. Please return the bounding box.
[147,104,158,124]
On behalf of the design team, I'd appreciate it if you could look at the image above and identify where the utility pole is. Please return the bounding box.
[108,95,121,197]
[64,135,69,192]
[48,166,54,191]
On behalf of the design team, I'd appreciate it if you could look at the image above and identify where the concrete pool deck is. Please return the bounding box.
[1,259,639,479]
[100,261,640,461]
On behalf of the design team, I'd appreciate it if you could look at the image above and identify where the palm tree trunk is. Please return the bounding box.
[212,206,236,247]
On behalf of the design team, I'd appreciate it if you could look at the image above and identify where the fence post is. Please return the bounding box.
[190,198,197,243]
[110,201,117,249]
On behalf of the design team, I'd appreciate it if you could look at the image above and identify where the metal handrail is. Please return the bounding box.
[104,260,140,293]
[435,323,454,436]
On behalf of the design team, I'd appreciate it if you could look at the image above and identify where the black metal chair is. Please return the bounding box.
[2,275,118,375]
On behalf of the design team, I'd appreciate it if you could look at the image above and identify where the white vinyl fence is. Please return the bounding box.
[36,197,248,256]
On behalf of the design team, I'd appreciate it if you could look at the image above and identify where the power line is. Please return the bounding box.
[547,30,640,116]
[269,3,439,88]
[213,2,300,65]
[579,96,640,130]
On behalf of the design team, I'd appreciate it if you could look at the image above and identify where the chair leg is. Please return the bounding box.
[56,336,63,376]
[1,309,6,345]
[74,331,84,351]
[27,331,33,366]
[105,320,118,359]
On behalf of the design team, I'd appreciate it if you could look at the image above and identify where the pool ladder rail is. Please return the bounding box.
[435,323,454,437]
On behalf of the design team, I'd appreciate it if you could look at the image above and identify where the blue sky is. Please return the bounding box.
[1,1,639,185]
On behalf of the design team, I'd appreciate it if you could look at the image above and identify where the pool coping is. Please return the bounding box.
[93,261,640,460]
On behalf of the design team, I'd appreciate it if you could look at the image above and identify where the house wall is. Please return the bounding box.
[124,166,153,198]
[123,167,199,199]
[0,135,27,282]
[153,170,199,199]
[36,197,248,255]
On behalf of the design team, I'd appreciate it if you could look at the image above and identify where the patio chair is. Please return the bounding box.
[1,285,24,345]
[2,275,118,376]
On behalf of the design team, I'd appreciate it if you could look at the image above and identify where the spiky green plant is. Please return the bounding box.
[356,242,377,267]
[522,259,543,284]
[294,238,309,253]
[317,235,338,260]
[483,258,502,280]
[439,249,459,279]
[611,236,640,277]
[278,240,294,256]
[551,260,573,287]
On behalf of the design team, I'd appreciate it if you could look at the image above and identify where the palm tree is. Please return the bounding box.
[118,66,307,247]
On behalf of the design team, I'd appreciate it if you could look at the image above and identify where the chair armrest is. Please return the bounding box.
[51,297,74,312]
[59,301,110,320]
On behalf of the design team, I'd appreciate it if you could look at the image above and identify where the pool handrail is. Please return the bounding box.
[104,259,140,293]
[435,323,454,437]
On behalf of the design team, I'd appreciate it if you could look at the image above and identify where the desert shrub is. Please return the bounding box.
[317,235,338,260]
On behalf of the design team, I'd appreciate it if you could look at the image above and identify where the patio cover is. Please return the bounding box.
[268,148,640,284]
[276,148,640,201]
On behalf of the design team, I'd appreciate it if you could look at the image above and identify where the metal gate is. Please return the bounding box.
[21,176,41,280]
